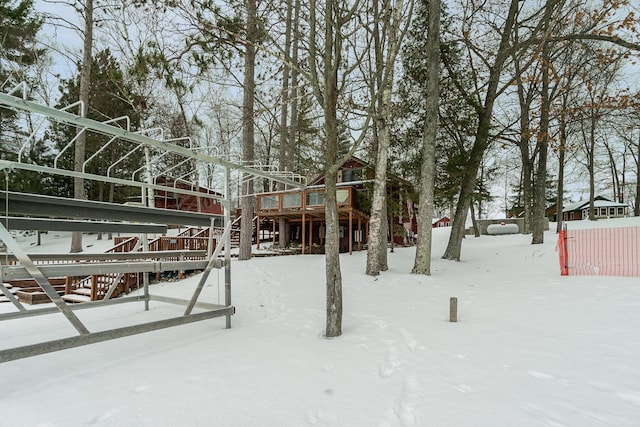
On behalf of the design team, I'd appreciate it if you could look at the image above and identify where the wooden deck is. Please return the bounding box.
[256,187,369,254]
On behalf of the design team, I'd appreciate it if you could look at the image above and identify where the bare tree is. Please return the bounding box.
[411,0,440,275]
[441,0,521,261]
[239,0,258,261]
[305,0,376,337]
[276,0,294,248]
[71,0,94,253]
[366,0,413,276]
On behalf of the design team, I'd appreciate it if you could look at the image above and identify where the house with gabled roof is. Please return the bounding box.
[562,196,628,221]
[255,156,416,254]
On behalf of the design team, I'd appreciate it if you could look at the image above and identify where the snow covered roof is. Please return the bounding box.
[562,197,627,212]
[432,217,450,224]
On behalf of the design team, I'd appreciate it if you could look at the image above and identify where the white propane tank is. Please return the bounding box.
[487,222,519,235]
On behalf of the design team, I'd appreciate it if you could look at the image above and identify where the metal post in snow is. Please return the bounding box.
[143,233,150,311]
[225,165,232,329]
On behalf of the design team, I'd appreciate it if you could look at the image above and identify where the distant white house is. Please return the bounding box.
[562,196,628,221]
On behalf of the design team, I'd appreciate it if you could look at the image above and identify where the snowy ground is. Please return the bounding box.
[1,219,640,426]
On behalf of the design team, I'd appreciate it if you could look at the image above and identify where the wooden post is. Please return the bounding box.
[309,217,313,250]
[256,214,261,249]
[272,219,276,246]
[302,213,306,254]
[357,215,362,251]
[349,211,353,255]
[449,297,458,322]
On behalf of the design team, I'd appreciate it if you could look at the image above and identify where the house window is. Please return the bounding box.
[260,195,279,210]
[306,192,324,206]
[283,193,302,208]
[336,189,350,205]
[609,207,615,216]
[600,207,607,216]
[570,212,575,220]
[618,207,624,216]
[341,168,362,182]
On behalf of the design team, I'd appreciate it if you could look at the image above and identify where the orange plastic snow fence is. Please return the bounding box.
[558,226,640,276]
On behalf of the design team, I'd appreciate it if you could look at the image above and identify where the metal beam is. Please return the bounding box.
[0,295,141,322]
[1,259,216,281]
[0,217,167,234]
[0,160,225,203]
[149,294,224,311]
[0,250,208,263]
[0,92,305,189]
[0,222,89,335]
[0,191,219,227]
[0,306,235,363]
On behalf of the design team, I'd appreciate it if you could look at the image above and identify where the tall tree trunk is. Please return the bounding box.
[442,0,520,261]
[532,38,550,244]
[366,87,392,276]
[278,0,293,248]
[324,167,342,338]
[555,105,567,232]
[513,45,534,233]
[588,118,596,220]
[288,0,300,170]
[412,0,440,275]
[636,131,640,216]
[239,0,257,261]
[324,75,342,338]
[281,0,300,247]
[321,0,343,338]
[71,0,93,253]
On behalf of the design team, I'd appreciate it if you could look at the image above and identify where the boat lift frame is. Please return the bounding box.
[0,83,306,363]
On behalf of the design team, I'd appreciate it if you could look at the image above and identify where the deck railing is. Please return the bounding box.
[257,186,357,213]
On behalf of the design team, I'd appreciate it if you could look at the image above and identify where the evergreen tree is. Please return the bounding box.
[0,0,43,158]
[392,0,477,217]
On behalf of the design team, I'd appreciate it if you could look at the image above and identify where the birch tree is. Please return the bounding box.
[366,0,413,276]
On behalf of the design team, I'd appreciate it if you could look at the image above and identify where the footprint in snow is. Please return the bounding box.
[394,376,420,427]
[398,328,417,351]
[455,384,473,393]
[85,408,117,424]
[306,409,335,425]
[379,347,404,379]
[528,371,555,380]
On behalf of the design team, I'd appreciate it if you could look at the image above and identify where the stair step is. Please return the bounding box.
[3,282,13,289]
[62,294,91,303]
[72,288,92,296]
[0,296,9,303]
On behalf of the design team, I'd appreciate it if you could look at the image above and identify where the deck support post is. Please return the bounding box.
[256,214,261,249]
[272,219,276,246]
[358,216,362,251]
[302,213,306,255]
[349,211,353,255]
[142,233,150,311]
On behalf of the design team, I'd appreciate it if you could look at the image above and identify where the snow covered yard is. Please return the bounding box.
[1,222,640,426]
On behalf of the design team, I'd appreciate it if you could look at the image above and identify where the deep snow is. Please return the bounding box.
[1,219,640,426]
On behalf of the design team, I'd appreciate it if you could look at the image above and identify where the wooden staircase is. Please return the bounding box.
[62,272,141,304]
[61,227,212,303]
[0,227,215,305]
